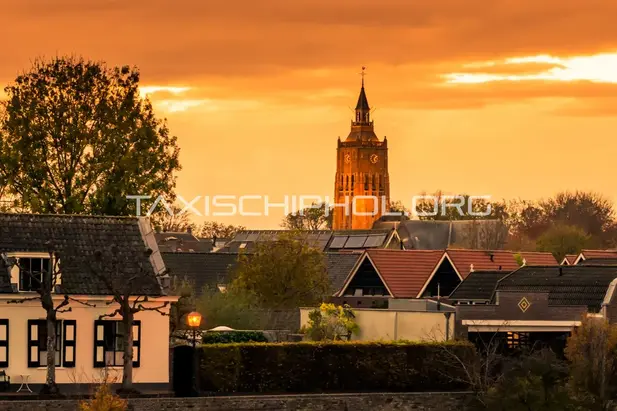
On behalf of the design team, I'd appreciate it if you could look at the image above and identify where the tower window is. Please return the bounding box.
[345,175,349,190]
[351,175,355,190]
[364,174,369,191]
[372,174,376,190]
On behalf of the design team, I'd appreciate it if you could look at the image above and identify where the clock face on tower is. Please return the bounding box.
[344,154,351,164]
[370,154,379,164]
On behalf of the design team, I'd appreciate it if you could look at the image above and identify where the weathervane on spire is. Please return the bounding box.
[359,66,366,87]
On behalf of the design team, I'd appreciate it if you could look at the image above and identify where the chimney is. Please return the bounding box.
[187,226,192,235]
[213,235,217,247]
[559,266,563,276]
[489,253,494,262]
[498,265,502,270]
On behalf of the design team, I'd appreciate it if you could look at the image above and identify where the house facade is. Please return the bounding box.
[0,214,177,391]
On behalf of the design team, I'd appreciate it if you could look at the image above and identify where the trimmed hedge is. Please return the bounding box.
[198,341,475,393]
[202,331,268,344]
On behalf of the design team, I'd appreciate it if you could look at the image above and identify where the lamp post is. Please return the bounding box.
[187,311,202,348]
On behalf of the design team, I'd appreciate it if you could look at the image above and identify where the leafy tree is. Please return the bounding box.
[230,231,331,309]
[535,224,594,261]
[565,316,617,409]
[86,247,169,393]
[149,206,196,233]
[196,286,262,330]
[541,191,616,246]
[281,202,332,230]
[197,221,246,239]
[301,303,359,341]
[0,56,180,215]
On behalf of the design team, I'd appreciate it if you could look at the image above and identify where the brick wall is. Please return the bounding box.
[0,392,473,411]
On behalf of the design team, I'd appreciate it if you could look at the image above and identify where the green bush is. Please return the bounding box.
[202,330,268,344]
[198,341,475,393]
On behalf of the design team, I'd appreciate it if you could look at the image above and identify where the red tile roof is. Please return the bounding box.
[366,249,444,298]
[581,250,617,260]
[446,249,558,278]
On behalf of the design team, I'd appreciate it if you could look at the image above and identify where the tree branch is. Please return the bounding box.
[98,309,121,320]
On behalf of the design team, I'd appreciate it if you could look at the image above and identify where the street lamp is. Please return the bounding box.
[187,311,202,348]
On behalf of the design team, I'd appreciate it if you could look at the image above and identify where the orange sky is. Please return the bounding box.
[2,0,617,228]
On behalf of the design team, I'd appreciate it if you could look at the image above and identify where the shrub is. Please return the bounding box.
[301,303,359,341]
[198,340,475,393]
[202,330,268,344]
[79,383,128,411]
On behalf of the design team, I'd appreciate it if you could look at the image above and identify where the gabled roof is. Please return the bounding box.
[0,213,162,295]
[495,265,617,310]
[561,254,578,265]
[577,250,617,264]
[446,249,557,278]
[449,270,510,302]
[325,252,363,294]
[161,252,242,295]
[361,249,444,298]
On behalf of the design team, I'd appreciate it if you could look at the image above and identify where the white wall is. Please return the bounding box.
[300,308,454,342]
[0,296,173,385]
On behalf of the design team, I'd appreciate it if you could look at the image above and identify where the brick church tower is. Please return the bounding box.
[332,70,390,230]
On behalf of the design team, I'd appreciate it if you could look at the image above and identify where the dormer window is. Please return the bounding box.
[18,257,51,292]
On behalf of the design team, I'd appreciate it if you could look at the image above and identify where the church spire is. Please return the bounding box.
[354,66,371,124]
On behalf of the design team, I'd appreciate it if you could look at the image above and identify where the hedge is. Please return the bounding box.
[198,341,475,393]
[202,331,268,344]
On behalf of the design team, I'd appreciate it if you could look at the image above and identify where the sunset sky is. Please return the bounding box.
[2,0,617,228]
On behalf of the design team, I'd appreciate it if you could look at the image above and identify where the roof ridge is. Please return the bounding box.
[0,212,137,220]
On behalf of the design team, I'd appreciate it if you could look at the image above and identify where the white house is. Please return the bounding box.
[0,213,178,392]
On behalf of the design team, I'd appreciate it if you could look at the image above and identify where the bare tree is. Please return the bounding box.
[149,206,196,233]
[86,246,169,393]
[3,244,94,395]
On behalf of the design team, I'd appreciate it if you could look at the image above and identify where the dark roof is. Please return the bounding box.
[449,270,510,302]
[495,265,617,310]
[373,220,508,250]
[155,232,213,252]
[355,85,370,111]
[325,252,362,293]
[0,213,161,295]
[0,258,12,292]
[220,229,394,253]
[162,252,241,294]
[446,249,557,278]
[579,258,617,266]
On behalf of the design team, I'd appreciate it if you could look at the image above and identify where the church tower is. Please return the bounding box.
[332,69,390,230]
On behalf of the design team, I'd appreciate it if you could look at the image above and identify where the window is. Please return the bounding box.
[0,320,8,367]
[19,257,51,292]
[506,331,529,349]
[94,320,141,368]
[27,319,76,368]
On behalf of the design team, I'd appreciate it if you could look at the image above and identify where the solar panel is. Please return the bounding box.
[329,236,348,249]
[363,234,387,248]
[233,232,248,241]
[344,236,368,248]
[245,233,259,241]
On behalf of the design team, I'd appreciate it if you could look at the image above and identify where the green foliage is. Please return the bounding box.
[535,223,594,261]
[485,350,573,411]
[230,231,331,309]
[79,383,128,411]
[202,331,268,344]
[565,316,617,409]
[0,56,180,215]
[197,341,475,393]
[150,206,196,233]
[514,253,524,266]
[415,190,506,221]
[301,303,359,341]
[280,202,332,230]
[196,287,263,330]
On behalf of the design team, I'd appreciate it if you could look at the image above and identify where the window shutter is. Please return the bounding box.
[62,320,76,368]
[132,321,141,368]
[93,320,106,368]
[0,319,8,368]
[27,320,40,368]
